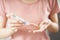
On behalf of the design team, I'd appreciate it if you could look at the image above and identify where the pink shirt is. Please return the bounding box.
[0,0,59,40]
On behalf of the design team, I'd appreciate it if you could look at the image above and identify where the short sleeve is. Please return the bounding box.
[48,0,59,15]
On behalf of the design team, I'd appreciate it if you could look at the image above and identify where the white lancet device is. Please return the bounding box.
[11,14,30,25]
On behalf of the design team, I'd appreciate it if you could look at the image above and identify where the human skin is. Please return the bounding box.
[20,0,38,4]
[0,0,59,40]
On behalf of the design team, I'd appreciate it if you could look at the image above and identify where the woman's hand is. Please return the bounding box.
[0,27,17,38]
[7,15,24,30]
[22,23,40,32]
[33,18,52,33]
[0,15,18,38]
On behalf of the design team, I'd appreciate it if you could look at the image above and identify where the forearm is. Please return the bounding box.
[48,13,59,33]
[47,22,59,33]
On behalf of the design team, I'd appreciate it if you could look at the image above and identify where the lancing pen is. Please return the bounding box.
[11,14,30,25]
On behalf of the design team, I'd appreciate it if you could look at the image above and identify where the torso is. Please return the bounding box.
[3,0,50,40]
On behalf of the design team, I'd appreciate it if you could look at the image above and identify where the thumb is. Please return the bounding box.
[11,27,18,33]
[6,13,14,19]
[6,27,18,35]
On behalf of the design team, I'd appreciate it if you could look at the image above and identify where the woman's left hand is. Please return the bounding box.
[22,23,40,32]
[33,18,52,33]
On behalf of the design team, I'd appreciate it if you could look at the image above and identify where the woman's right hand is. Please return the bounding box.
[0,28,17,38]
[0,16,18,38]
[6,14,24,31]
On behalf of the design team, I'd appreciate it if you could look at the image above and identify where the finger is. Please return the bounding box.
[7,14,23,24]
[40,20,50,26]
[28,30,33,33]
[6,27,18,35]
[11,27,18,32]
[8,23,22,28]
[8,19,19,23]
[6,13,14,18]
[33,21,48,33]
[10,22,23,24]
[33,29,44,33]
[37,21,50,32]
[29,23,40,30]
[8,18,23,24]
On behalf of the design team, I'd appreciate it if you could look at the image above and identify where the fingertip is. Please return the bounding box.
[11,28,18,32]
